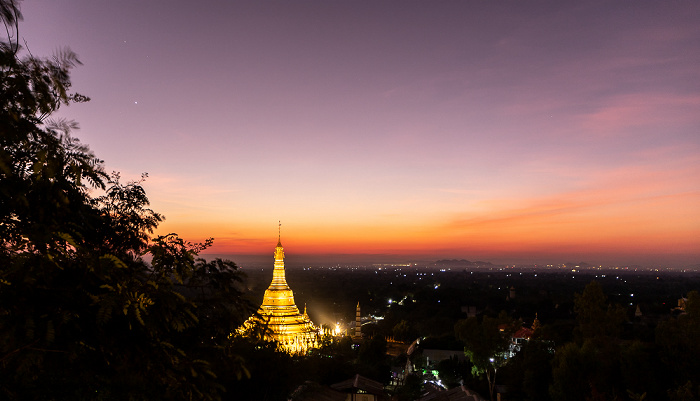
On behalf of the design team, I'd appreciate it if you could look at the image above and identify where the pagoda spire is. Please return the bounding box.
[265,224,293,309]
[532,313,541,332]
[277,220,282,246]
[274,221,284,262]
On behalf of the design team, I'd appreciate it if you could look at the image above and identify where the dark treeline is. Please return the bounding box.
[242,265,700,401]
[249,266,699,333]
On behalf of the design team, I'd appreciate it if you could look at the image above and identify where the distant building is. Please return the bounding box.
[290,374,390,401]
[675,296,688,313]
[423,349,467,367]
[238,228,320,354]
[331,374,390,401]
[499,324,534,357]
[418,384,487,401]
[510,326,534,355]
[460,305,478,318]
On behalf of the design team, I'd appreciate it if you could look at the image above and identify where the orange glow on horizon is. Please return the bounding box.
[151,152,700,267]
[156,188,700,265]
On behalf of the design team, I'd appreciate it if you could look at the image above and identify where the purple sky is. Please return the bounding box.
[18,1,700,267]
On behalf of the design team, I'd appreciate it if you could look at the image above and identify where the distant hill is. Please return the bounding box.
[433,259,495,268]
[564,262,592,268]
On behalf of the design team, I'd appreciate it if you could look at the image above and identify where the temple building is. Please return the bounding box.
[238,229,320,354]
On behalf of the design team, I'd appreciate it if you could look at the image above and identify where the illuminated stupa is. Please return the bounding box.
[239,225,319,354]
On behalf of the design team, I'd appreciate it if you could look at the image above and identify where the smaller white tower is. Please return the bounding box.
[354,302,361,340]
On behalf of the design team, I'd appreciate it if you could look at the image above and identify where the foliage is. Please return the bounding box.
[550,281,648,401]
[499,338,554,401]
[620,340,666,400]
[549,341,599,401]
[392,319,418,342]
[657,291,700,391]
[573,281,626,341]
[0,2,251,399]
[435,355,472,388]
[667,381,700,401]
[392,373,423,401]
[455,315,514,374]
[220,337,296,401]
[455,315,515,401]
[357,335,391,383]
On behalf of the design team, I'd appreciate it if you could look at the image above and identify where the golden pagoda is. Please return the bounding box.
[239,225,320,354]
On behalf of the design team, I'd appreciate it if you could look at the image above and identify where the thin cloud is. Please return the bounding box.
[578,93,700,135]
[445,160,700,233]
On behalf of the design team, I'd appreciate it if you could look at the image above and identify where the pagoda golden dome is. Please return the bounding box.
[238,227,319,354]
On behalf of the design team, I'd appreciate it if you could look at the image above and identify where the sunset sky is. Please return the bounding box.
[20,1,700,267]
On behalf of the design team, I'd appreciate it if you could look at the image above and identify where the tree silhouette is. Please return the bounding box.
[657,291,700,396]
[573,281,625,341]
[0,2,251,399]
[550,281,629,401]
[455,315,515,401]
